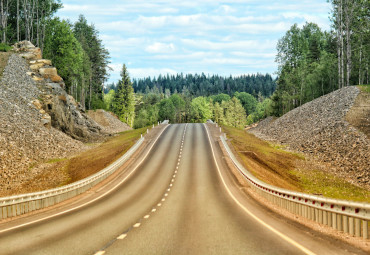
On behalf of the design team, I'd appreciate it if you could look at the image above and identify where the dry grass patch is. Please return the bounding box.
[0,52,11,77]
[223,125,370,202]
[65,127,148,184]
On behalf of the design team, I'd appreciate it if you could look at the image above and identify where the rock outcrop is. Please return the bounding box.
[249,86,370,189]
[0,53,85,195]
[14,41,105,142]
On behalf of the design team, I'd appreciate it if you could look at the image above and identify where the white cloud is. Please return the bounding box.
[58,0,332,81]
[145,42,176,54]
[128,67,178,79]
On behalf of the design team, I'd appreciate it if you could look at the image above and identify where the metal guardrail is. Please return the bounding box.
[0,137,144,220]
[220,134,370,239]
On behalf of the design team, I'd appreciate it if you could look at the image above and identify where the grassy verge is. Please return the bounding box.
[63,126,149,184]
[358,84,370,93]
[223,125,370,202]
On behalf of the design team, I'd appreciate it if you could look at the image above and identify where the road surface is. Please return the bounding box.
[0,124,366,254]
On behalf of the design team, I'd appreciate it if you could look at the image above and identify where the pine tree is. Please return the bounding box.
[113,64,135,127]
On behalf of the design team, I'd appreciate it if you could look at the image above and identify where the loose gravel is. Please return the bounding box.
[249,86,369,189]
[0,54,85,196]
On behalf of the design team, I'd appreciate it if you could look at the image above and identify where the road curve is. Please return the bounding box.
[0,123,366,255]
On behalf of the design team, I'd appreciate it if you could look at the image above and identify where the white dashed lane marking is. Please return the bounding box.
[117,234,127,240]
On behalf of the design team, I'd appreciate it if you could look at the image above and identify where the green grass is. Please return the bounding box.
[0,43,12,52]
[358,84,370,93]
[222,125,370,202]
[291,169,370,202]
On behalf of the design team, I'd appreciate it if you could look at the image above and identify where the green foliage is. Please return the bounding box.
[169,94,185,123]
[133,73,276,98]
[73,15,110,108]
[272,22,338,116]
[358,85,370,93]
[190,97,212,123]
[246,99,273,124]
[0,43,11,52]
[43,18,84,93]
[210,93,231,104]
[234,92,258,115]
[104,89,115,111]
[222,97,247,128]
[113,64,135,127]
[158,98,176,122]
[90,94,106,110]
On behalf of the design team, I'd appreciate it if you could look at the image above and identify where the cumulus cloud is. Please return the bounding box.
[59,0,332,81]
[145,42,176,54]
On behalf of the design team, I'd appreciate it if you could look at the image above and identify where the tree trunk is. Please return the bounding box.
[358,37,362,85]
[80,79,85,110]
[344,0,354,87]
[340,0,345,88]
[1,0,4,43]
[337,0,342,89]
[17,0,19,42]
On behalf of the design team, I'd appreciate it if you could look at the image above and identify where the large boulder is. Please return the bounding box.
[14,41,42,60]
[39,67,63,83]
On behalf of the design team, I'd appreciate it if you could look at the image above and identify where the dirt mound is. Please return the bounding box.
[250,86,369,189]
[87,109,131,134]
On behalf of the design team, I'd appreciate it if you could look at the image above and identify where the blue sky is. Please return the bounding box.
[57,0,332,84]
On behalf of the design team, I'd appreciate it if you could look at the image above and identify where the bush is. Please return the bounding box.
[0,43,12,52]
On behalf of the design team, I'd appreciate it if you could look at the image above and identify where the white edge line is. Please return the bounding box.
[0,125,170,234]
[203,123,316,255]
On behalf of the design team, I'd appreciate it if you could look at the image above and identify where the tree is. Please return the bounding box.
[73,15,110,110]
[113,64,135,127]
[234,92,258,116]
[43,18,84,95]
[190,97,212,123]
[158,98,175,122]
[169,94,185,123]
[103,89,115,111]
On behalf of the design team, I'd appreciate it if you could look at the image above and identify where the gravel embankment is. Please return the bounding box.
[249,86,369,189]
[0,54,85,196]
[87,109,131,134]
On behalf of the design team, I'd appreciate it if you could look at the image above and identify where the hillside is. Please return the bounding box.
[0,42,131,196]
[249,86,369,189]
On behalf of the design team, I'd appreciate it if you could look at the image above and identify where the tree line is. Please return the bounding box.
[131,73,276,99]
[271,0,369,116]
[104,66,273,129]
[0,0,110,110]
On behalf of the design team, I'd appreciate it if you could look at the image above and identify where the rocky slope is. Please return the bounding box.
[87,109,131,134]
[0,53,86,195]
[0,41,129,196]
[249,86,369,189]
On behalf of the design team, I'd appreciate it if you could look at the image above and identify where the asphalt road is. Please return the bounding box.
[0,124,366,255]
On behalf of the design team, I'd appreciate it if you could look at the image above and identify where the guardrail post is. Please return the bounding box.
[343,215,348,233]
[337,214,343,231]
[323,210,327,225]
[349,217,354,236]
[333,213,337,230]
[355,218,361,237]
[328,212,332,227]
[2,207,7,219]
[363,220,368,239]
[318,209,323,224]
